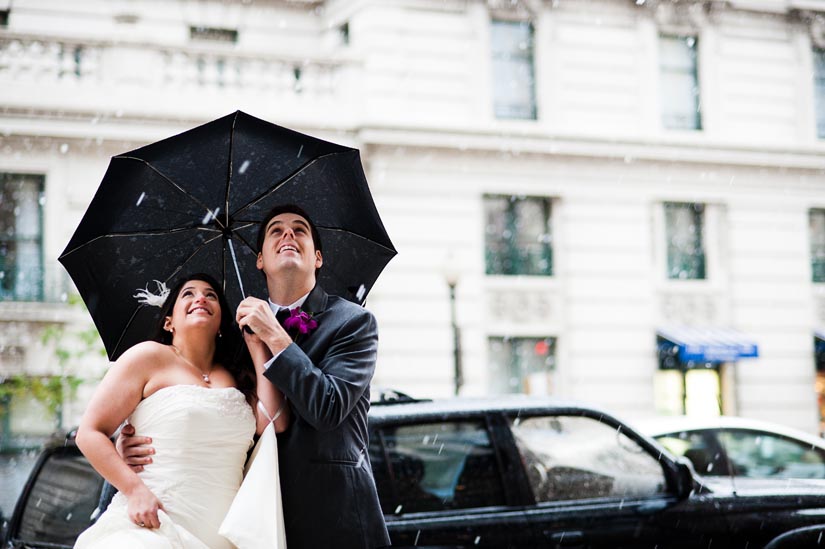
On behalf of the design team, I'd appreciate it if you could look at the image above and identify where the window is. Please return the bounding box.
[488,336,555,395]
[655,430,728,476]
[664,202,705,280]
[810,209,825,283]
[719,430,825,479]
[0,173,44,301]
[0,9,9,27]
[16,449,103,545]
[339,22,350,46]
[510,415,667,502]
[370,420,505,514]
[484,195,552,276]
[491,20,537,120]
[814,49,825,139]
[189,26,238,43]
[657,428,825,480]
[659,34,701,130]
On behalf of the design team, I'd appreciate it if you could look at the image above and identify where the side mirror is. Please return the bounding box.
[674,456,696,499]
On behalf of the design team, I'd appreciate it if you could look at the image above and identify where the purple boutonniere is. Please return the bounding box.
[283,308,318,338]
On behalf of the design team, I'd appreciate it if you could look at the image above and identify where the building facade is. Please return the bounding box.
[2,0,825,470]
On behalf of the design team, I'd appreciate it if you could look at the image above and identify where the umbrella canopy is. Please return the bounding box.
[59,111,396,360]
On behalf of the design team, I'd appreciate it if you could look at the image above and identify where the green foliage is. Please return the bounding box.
[0,374,83,418]
[0,298,106,429]
[40,321,106,367]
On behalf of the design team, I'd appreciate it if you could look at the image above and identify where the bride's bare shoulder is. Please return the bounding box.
[116,340,172,366]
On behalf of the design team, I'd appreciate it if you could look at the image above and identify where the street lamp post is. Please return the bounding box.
[445,271,463,396]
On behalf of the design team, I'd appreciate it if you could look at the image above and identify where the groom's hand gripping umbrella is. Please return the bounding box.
[58,111,397,361]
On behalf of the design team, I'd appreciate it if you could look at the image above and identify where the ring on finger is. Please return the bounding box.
[137,521,145,527]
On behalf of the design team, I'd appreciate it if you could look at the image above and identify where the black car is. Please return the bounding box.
[3,394,825,548]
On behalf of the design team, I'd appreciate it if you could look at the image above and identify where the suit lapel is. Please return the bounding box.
[294,284,327,347]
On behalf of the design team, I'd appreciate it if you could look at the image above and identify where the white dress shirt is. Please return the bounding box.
[263,292,310,370]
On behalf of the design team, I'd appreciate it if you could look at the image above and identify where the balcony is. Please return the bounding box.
[0,30,360,128]
[0,262,73,321]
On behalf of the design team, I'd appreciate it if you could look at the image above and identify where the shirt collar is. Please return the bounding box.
[268,292,310,313]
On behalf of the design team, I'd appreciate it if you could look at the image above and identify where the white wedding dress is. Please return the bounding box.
[75,385,256,549]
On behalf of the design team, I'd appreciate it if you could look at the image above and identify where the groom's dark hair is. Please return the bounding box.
[256,204,323,256]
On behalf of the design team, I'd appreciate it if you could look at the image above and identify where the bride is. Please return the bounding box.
[74,273,288,549]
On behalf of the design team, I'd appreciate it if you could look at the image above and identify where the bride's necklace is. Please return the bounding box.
[171,345,215,384]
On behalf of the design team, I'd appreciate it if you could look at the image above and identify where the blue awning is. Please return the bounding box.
[657,326,759,363]
[816,330,825,355]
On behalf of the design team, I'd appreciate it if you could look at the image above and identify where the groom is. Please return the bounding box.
[237,205,390,549]
[120,204,390,549]
[234,204,390,549]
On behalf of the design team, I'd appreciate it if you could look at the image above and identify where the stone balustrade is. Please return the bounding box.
[0,33,351,106]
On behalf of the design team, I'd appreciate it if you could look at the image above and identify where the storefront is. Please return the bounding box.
[656,327,759,417]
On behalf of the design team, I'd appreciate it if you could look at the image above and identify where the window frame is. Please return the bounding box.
[189,26,239,44]
[663,201,707,281]
[487,335,556,396]
[8,445,104,546]
[809,208,825,283]
[658,33,702,131]
[507,412,671,504]
[715,428,825,479]
[369,411,532,517]
[814,48,825,139]
[483,194,553,277]
[490,18,538,121]
[0,173,45,302]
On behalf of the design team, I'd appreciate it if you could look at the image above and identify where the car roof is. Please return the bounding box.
[635,415,825,449]
[368,394,621,423]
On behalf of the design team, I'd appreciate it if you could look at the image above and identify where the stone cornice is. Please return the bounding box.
[3,108,825,171]
[357,125,825,171]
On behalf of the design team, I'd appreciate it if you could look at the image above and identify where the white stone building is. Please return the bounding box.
[2,0,825,462]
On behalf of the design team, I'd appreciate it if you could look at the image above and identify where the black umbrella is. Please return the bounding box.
[58,111,396,360]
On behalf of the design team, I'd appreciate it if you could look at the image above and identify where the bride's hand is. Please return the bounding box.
[243,330,273,368]
[127,483,165,529]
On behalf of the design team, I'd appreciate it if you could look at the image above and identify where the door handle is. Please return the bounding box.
[545,530,585,547]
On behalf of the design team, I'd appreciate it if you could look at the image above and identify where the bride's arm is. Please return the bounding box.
[75,342,165,528]
[243,331,290,434]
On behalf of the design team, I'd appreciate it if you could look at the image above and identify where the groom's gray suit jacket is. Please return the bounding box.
[264,284,390,549]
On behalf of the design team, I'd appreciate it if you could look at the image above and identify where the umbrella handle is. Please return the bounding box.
[227,238,254,334]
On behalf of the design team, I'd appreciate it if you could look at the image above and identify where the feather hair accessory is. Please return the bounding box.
[133,280,170,307]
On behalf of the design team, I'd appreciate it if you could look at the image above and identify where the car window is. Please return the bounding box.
[510,415,667,502]
[16,451,102,545]
[717,429,825,479]
[655,431,730,476]
[370,420,506,515]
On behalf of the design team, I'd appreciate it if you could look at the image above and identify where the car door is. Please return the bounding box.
[369,414,534,548]
[505,412,731,548]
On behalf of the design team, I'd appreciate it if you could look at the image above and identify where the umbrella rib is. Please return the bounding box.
[115,155,228,231]
[230,224,396,257]
[225,112,238,228]
[313,226,399,255]
[108,230,224,357]
[61,227,222,256]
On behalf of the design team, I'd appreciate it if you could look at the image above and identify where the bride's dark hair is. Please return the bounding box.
[152,273,255,406]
